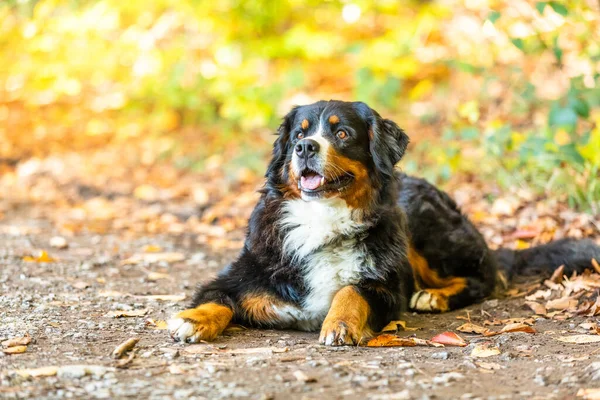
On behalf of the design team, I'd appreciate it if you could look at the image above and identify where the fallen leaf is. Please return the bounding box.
[457,322,491,335]
[431,332,467,347]
[525,301,547,315]
[105,309,148,318]
[556,335,600,344]
[366,334,418,347]
[112,338,139,359]
[591,259,600,274]
[143,244,163,253]
[23,250,56,263]
[470,343,500,358]
[2,334,31,347]
[121,252,185,265]
[510,228,539,239]
[549,265,565,283]
[3,345,27,354]
[145,319,168,329]
[499,323,536,334]
[578,388,600,399]
[525,289,552,301]
[546,297,578,310]
[477,362,504,370]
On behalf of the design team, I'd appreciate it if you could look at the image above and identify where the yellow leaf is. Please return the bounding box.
[515,240,530,250]
[23,251,56,263]
[554,129,571,146]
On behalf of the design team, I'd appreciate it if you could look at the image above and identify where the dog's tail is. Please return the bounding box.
[493,238,600,282]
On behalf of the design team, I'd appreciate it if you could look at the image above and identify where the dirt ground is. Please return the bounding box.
[2,207,600,400]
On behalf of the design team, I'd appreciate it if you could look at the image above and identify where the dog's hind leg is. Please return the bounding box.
[408,245,493,312]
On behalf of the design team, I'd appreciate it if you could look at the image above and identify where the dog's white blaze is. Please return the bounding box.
[279,198,372,330]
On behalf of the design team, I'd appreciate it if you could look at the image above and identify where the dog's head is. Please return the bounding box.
[266,100,409,209]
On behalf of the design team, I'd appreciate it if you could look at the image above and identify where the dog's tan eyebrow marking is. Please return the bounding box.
[301,119,309,130]
[328,115,340,124]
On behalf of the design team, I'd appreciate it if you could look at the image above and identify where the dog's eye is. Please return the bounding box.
[296,132,304,139]
[337,131,348,140]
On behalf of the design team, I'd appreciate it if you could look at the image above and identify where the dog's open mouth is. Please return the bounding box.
[299,169,354,193]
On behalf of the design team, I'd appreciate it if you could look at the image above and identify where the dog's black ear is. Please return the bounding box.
[266,106,298,180]
[353,102,410,177]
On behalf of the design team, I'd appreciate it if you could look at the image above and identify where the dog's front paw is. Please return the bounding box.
[319,320,361,346]
[168,303,233,343]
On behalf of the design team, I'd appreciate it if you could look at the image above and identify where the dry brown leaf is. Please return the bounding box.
[23,250,56,263]
[525,301,547,315]
[112,338,139,359]
[143,244,163,253]
[366,334,418,347]
[546,297,578,311]
[591,259,600,274]
[105,309,148,318]
[525,289,552,301]
[457,322,491,335]
[2,334,31,348]
[470,343,500,358]
[549,265,565,283]
[3,345,27,354]
[145,319,168,329]
[500,323,536,334]
[476,362,504,370]
[556,335,600,344]
[121,252,185,265]
[430,332,467,347]
[366,334,442,348]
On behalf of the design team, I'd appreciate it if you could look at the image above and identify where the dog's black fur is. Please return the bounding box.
[168,100,600,346]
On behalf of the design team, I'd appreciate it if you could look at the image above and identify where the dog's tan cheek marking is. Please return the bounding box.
[301,119,309,130]
[320,286,372,345]
[408,244,467,312]
[325,147,373,210]
[241,293,281,324]
[328,115,339,124]
[175,303,233,340]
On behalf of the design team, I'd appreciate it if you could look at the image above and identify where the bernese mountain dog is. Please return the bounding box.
[168,100,600,346]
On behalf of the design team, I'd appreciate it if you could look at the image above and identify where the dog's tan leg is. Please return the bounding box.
[319,286,372,346]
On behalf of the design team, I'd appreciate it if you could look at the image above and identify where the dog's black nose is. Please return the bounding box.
[295,139,320,159]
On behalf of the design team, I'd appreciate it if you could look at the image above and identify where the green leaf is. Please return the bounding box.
[511,38,525,52]
[552,35,563,64]
[568,96,590,118]
[535,2,547,14]
[549,2,568,16]
[487,11,501,24]
[549,102,578,128]
[460,127,479,140]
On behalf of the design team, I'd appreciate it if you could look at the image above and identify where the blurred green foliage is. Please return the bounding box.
[0,0,598,211]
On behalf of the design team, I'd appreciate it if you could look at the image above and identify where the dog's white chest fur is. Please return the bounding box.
[279,199,371,330]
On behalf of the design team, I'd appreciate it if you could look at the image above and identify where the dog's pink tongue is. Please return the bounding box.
[301,174,323,190]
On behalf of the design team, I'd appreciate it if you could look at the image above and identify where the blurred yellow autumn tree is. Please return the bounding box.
[0,0,598,210]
